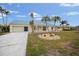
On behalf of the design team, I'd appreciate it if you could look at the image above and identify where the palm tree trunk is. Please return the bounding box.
[46,22,49,32]
[53,22,56,31]
[5,15,8,32]
[1,13,5,32]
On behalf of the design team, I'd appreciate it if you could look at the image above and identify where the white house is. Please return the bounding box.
[10,20,32,32]
[10,20,63,33]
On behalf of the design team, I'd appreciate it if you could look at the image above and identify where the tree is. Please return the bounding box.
[4,10,10,32]
[51,16,61,31]
[29,12,35,32]
[0,6,5,25]
[60,20,68,26]
[0,6,5,32]
[41,16,50,31]
[4,10,10,25]
[51,16,61,27]
[60,20,68,30]
[29,20,34,32]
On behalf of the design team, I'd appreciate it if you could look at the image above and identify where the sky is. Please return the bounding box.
[0,3,79,26]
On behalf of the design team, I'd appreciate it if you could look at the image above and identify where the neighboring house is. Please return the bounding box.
[75,26,79,31]
[10,20,63,32]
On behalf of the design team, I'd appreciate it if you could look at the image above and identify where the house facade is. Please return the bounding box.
[10,20,63,32]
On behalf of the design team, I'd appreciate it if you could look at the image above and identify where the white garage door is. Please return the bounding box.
[13,26,24,32]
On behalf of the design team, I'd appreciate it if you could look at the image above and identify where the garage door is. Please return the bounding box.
[13,26,24,32]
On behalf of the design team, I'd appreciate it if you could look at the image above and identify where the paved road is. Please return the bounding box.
[0,32,28,56]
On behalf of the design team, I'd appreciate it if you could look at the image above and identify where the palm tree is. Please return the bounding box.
[0,6,5,32]
[60,20,68,30]
[41,16,50,31]
[60,20,67,26]
[0,7,5,25]
[29,12,35,32]
[4,10,10,32]
[29,20,34,32]
[4,10,10,25]
[51,16,61,31]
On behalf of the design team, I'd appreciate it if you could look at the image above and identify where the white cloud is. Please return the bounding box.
[28,12,42,18]
[60,3,79,7]
[28,12,42,20]
[66,12,79,16]
[9,10,18,14]
[35,17,42,20]
[16,15,26,18]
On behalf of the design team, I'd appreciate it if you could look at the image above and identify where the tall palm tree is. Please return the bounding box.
[51,16,61,31]
[51,16,61,27]
[0,6,5,32]
[41,16,50,31]
[60,20,67,26]
[4,10,10,32]
[29,20,34,32]
[29,12,35,32]
[4,10,10,25]
[60,20,68,30]
[0,6,5,25]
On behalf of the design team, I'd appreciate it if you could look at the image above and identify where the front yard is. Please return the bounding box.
[26,31,79,56]
[0,32,8,36]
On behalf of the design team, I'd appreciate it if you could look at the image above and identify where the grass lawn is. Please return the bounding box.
[26,31,79,56]
[0,32,8,36]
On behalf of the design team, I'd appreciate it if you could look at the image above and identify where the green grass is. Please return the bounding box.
[26,31,79,56]
[0,32,8,36]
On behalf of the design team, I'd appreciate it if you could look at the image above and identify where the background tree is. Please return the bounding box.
[60,20,68,30]
[41,16,50,31]
[29,20,34,32]
[29,12,35,32]
[0,6,5,32]
[51,16,61,31]
[0,6,5,25]
[4,10,10,32]
[60,20,68,26]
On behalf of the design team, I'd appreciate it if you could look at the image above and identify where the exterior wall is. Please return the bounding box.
[10,25,29,32]
[10,24,63,33]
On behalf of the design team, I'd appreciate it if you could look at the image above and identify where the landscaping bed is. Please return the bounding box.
[26,31,79,56]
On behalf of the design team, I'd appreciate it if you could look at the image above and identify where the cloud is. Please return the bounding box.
[16,15,26,18]
[65,12,79,16]
[28,12,42,18]
[28,12,42,20]
[9,10,18,14]
[60,3,79,7]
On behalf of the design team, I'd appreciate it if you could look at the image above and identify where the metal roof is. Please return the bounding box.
[10,20,53,26]
[10,20,29,25]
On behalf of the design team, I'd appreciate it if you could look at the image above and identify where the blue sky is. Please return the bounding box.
[0,3,79,26]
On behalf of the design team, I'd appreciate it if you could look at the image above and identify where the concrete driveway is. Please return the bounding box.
[0,32,28,56]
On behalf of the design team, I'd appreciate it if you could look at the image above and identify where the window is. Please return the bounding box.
[24,27,28,31]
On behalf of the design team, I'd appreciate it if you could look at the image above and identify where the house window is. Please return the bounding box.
[43,26,46,31]
[24,27,28,31]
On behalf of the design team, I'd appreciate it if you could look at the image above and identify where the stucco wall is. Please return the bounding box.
[10,25,29,32]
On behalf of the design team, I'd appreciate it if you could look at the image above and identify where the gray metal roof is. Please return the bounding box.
[10,20,29,25]
[10,20,53,26]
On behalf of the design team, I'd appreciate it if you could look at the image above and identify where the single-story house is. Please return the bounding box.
[10,20,63,32]
[10,20,32,32]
